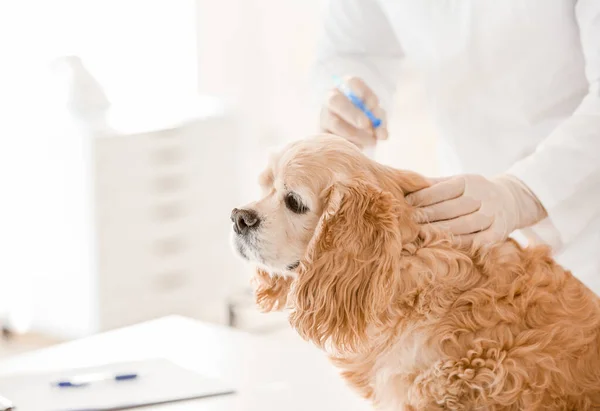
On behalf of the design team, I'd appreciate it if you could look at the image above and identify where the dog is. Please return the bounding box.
[230,134,600,410]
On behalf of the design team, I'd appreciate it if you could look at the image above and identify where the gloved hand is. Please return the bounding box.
[320,76,388,149]
[406,174,548,246]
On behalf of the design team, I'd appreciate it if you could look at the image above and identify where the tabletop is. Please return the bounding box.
[0,315,370,411]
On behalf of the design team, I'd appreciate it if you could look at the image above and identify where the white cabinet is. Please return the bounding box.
[31,97,250,339]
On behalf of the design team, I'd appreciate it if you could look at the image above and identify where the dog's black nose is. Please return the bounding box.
[231,208,260,235]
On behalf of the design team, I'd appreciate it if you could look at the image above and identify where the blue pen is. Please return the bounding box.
[333,75,382,128]
[53,372,138,388]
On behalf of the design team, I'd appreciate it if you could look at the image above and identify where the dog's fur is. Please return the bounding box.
[231,134,600,410]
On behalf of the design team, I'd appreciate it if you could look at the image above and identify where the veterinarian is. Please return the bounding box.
[314,1,600,293]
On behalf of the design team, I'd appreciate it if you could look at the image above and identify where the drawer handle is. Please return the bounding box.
[152,236,185,256]
[153,202,185,221]
[153,270,188,291]
[153,175,185,193]
[151,147,183,166]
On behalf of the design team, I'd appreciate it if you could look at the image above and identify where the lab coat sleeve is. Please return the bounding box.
[310,0,404,125]
[508,0,600,250]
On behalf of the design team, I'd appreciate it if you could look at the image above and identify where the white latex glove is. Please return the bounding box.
[320,76,388,149]
[406,174,548,246]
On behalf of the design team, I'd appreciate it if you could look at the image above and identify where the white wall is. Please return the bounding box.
[1,0,440,336]
[195,0,439,180]
[192,2,440,330]
[195,0,323,141]
[0,0,227,336]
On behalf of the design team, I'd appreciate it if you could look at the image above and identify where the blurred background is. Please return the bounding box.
[0,0,438,356]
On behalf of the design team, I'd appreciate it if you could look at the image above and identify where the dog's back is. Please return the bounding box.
[395,239,600,410]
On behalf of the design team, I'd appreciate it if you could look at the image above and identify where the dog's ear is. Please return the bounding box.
[250,268,292,312]
[289,181,412,352]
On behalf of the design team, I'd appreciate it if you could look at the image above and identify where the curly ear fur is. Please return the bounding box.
[250,268,292,312]
[289,181,413,352]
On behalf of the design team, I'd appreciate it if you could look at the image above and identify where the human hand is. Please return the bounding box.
[320,76,388,149]
[406,174,547,247]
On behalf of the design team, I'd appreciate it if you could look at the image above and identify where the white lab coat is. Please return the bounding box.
[313,0,600,293]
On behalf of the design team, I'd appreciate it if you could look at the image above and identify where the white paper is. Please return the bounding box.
[0,358,235,411]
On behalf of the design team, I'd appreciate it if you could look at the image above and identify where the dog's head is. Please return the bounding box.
[231,134,428,351]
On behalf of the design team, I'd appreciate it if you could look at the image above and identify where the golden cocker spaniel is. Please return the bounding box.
[230,134,600,410]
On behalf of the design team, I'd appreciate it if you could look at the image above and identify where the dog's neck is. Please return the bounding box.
[330,228,489,370]
[371,164,497,331]
[397,230,483,316]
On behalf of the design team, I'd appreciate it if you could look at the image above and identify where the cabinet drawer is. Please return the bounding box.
[99,262,213,330]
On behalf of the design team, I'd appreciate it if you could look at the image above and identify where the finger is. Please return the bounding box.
[429,212,493,235]
[451,233,476,249]
[345,134,372,149]
[323,110,373,143]
[326,90,372,130]
[404,176,449,196]
[371,106,388,140]
[414,196,482,223]
[343,77,385,135]
[427,176,450,185]
[322,111,376,148]
[344,76,379,105]
[406,177,466,207]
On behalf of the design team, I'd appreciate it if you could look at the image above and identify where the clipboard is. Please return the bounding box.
[0,358,236,411]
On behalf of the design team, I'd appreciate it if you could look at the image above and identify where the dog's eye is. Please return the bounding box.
[285,193,308,214]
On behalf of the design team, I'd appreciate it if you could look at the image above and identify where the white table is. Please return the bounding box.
[0,316,370,411]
